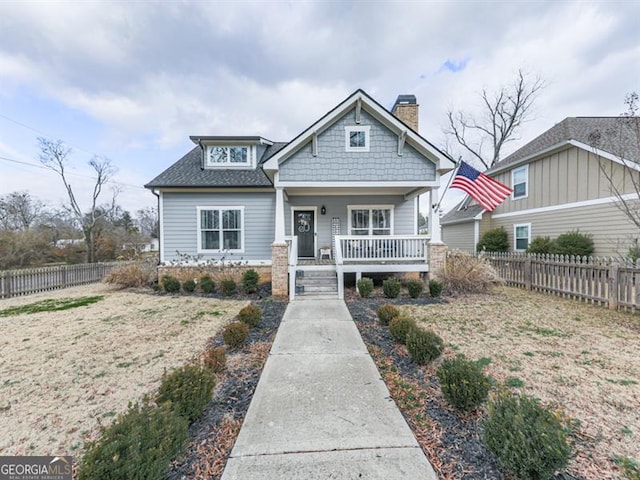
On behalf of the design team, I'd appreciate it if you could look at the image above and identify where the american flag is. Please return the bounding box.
[450,161,513,211]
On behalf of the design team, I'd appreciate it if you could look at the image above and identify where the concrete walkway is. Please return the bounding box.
[221,298,437,480]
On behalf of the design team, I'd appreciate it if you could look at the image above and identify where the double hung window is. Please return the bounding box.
[198,207,243,252]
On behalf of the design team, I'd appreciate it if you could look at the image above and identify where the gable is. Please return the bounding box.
[278,108,436,182]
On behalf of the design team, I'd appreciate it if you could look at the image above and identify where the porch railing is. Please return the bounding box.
[334,235,429,264]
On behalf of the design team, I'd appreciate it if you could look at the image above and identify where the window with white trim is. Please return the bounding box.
[348,206,393,235]
[512,165,528,199]
[197,207,244,252]
[345,126,370,152]
[514,223,531,251]
[205,146,254,167]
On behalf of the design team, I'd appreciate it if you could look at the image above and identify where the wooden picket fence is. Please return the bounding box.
[0,262,132,299]
[484,253,640,312]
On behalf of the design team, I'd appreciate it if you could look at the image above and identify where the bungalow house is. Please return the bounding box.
[145,89,455,298]
[441,116,640,257]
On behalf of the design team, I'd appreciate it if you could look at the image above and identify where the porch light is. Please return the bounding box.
[321,205,326,215]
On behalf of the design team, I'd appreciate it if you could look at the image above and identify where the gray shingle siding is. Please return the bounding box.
[161,192,275,262]
[279,109,436,182]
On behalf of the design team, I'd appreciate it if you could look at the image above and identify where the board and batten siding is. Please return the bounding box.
[491,146,638,215]
[488,199,639,257]
[285,195,416,250]
[278,109,436,182]
[161,191,275,263]
[442,222,477,252]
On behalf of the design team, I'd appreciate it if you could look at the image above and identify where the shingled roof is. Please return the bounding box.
[144,142,288,188]
[488,116,640,174]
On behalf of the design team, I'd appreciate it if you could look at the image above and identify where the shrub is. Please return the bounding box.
[199,274,215,294]
[552,230,594,257]
[238,304,262,328]
[527,236,554,254]
[437,355,491,412]
[483,393,571,480]
[162,275,181,293]
[441,251,502,295]
[220,278,237,296]
[223,321,249,349]
[203,346,226,373]
[382,278,402,298]
[477,227,509,252]
[628,244,640,264]
[406,328,444,364]
[357,277,374,298]
[182,279,196,293]
[242,269,260,294]
[389,315,417,344]
[78,399,188,480]
[103,260,157,288]
[428,279,443,298]
[156,364,215,423]
[377,304,400,326]
[406,280,424,298]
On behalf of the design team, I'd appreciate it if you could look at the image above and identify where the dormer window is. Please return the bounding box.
[205,145,255,168]
[345,126,370,152]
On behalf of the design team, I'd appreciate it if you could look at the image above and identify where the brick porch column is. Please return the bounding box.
[271,242,289,296]
[428,242,447,280]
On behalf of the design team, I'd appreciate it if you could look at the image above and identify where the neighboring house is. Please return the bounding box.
[441,117,640,257]
[145,89,455,298]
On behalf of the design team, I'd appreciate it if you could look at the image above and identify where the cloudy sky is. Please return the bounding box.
[1,0,638,216]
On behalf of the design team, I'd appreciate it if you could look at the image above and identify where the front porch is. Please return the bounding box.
[285,234,434,299]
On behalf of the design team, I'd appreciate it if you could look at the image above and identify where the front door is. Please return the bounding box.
[295,210,315,258]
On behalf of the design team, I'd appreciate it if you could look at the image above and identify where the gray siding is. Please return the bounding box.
[442,222,477,252]
[285,195,416,252]
[279,109,436,182]
[488,199,639,257]
[161,192,275,262]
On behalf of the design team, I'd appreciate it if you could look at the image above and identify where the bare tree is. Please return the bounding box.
[587,93,640,243]
[445,69,545,169]
[136,206,159,238]
[38,138,118,263]
[0,191,45,231]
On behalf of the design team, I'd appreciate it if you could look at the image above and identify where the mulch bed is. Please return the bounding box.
[167,297,287,479]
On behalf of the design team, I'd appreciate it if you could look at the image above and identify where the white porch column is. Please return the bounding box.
[274,187,285,242]
[429,188,442,243]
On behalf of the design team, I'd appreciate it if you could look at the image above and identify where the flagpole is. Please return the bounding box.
[432,155,462,212]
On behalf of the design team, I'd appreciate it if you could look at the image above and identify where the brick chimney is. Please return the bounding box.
[392,94,419,132]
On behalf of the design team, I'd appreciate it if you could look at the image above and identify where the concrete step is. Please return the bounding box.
[297,278,337,286]
[297,270,337,279]
[299,285,338,293]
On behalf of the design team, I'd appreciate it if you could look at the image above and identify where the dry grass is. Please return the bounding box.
[0,283,247,456]
[401,287,640,477]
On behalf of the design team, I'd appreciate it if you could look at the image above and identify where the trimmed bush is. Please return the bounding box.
[406,280,424,298]
[483,393,571,480]
[220,278,237,296]
[203,346,226,373]
[527,236,554,254]
[377,304,400,326]
[477,227,509,252]
[552,230,594,257]
[156,364,215,423]
[78,399,188,480]
[238,304,262,328]
[162,275,181,293]
[199,274,215,294]
[437,355,491,412]
[428,279,443,298]
[182,279,196,293]
[406,328,444,364]
[242,269,260,294]
[357,277,374,298]
[383,278,402,298]
[389,315,417,344]
[223,321,249,349]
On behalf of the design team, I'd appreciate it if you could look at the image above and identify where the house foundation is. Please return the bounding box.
[271,242,289,296]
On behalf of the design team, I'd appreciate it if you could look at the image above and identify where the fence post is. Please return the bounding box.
[524,256,532,290]
[608,263,619,311]
[6,272,12,298]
